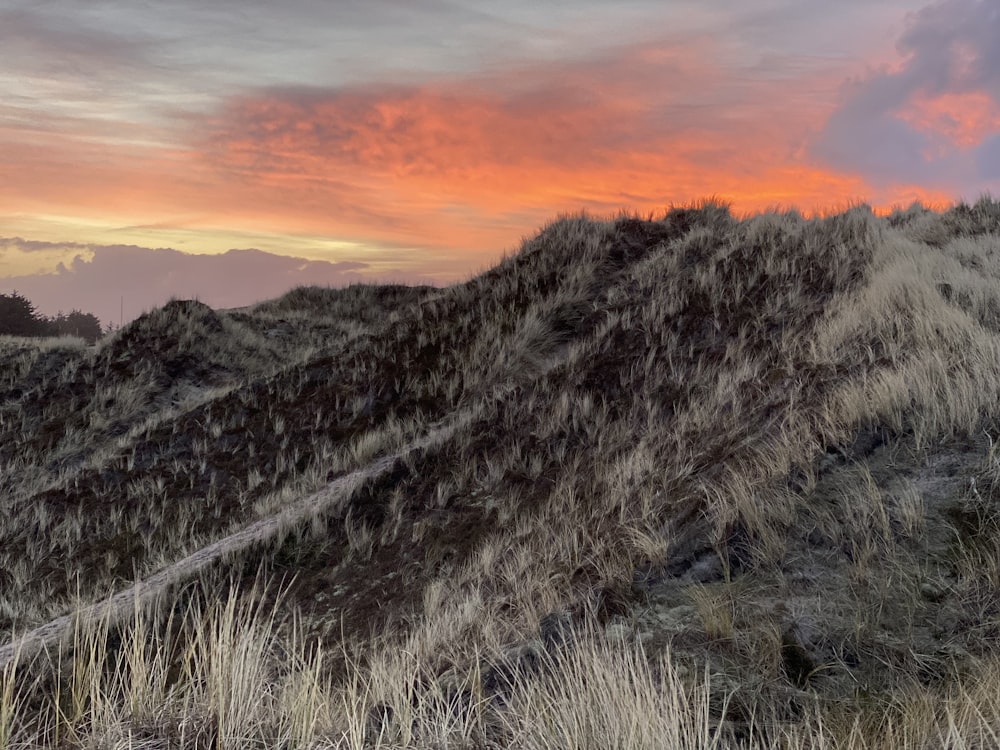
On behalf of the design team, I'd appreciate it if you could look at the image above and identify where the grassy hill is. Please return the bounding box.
[2,198,999,748]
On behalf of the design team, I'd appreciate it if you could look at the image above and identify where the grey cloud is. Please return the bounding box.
[815,76,940,183]
[810,0,1000,190]
[977,134,1000,179]
[0,242,437,327]
[896,0,1000,91]
[0,6,157,78]
[0,0,528,88]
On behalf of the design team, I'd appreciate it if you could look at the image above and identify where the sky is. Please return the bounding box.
[2,0,999,326]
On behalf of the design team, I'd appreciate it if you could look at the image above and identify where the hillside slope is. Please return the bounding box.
[2,199,1000,748]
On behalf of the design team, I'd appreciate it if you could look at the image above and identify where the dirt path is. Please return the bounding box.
[0,412,476,671]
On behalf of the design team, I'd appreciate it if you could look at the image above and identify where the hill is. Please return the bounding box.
[1,199,999,748]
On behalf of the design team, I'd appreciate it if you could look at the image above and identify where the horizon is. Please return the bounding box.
[2,0,998,324]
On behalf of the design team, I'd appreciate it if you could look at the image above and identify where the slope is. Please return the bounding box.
[2,199,1000,748]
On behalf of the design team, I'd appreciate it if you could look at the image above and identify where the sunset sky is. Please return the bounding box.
[2,0,999,325]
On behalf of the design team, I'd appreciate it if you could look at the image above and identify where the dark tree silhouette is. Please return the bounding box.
[50,310,103,344]
[0,292,104,343]
[0,291,48,337]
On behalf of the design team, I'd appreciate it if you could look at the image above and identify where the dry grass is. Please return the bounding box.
[3,198,1000,747]
[3,587,999,748]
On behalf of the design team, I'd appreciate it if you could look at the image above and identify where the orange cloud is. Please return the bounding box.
[896,90,1000,148]
[199,69,948,232]
[0,37,975,282]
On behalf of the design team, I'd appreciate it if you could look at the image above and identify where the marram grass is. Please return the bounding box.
[3,197,1000,747]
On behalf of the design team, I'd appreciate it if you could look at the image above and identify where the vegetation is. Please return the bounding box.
[1,197,1000,748]
[0,292,103,343]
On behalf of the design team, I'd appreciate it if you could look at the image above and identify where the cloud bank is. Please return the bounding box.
[0,241,439,327]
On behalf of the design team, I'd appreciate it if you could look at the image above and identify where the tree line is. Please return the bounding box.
[0,291,104,344]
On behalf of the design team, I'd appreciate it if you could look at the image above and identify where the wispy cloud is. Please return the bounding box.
[196,37,940,232]
[0,7,156,78]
